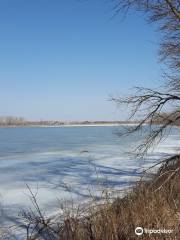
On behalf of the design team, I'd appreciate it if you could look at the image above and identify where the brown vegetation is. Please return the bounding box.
[16,155,180,240]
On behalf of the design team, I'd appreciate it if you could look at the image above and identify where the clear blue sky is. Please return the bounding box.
[0,0,162,121]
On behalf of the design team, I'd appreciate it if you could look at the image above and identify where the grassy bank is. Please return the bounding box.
[8,155,177,240]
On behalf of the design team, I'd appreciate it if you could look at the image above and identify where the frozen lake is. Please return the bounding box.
[0,125,179,232]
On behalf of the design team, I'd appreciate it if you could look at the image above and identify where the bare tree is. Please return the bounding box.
[113,0,180,68]
[0,116,25,126]
[111,0,180,156]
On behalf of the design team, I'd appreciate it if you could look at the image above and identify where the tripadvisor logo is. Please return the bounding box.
[135,227,143,236]
[135,227,173,236]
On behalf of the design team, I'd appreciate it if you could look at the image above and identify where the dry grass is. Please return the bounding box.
[7,155,180,240]
[0,228,11,240]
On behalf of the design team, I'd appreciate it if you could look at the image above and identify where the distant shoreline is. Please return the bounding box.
[0,122,138,128]
[1,116,180,128]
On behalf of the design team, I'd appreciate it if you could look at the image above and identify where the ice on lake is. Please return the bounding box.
[0,125,179,230]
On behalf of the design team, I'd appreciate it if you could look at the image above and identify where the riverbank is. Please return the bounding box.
[0,120,138,128]
[12,155,180,240]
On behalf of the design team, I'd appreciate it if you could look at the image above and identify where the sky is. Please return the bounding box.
[0,0,162,121]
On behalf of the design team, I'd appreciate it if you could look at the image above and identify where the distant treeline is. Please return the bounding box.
[0,116,26,126]
[1,114,179,127]
[0,116,137,126]
[153,112,180,126]
[0,116,64,126]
